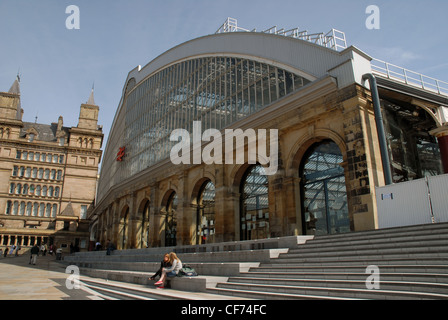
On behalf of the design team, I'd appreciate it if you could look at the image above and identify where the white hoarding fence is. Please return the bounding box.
[376,174,448,229]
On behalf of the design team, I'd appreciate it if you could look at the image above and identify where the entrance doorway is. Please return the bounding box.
[300,140,350,235]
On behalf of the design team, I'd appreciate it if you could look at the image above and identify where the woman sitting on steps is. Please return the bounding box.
[154,252,182,289]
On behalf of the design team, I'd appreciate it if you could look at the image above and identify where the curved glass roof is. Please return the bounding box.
[97,55,311,201]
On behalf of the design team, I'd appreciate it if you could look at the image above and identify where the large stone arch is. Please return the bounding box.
[286,129,347,175]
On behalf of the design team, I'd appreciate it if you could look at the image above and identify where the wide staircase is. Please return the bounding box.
[64,223,448,300]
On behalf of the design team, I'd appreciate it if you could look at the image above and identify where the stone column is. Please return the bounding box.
[430,126,448,174]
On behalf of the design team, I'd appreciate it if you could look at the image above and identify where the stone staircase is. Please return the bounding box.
[63,223,448,300]
[207,223,448,300]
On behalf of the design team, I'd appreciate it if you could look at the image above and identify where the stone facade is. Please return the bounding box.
[0,79,103,253]
[92,79,387,250]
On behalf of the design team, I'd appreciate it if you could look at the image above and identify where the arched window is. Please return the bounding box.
[19,202,26,216]
[52,204,57,217]
[39,203,45,217]
[13,201,19,215]
[300,140,350,236]
[196,181,216,245]
[240,165,269,241]
[5,201,12,215]
[33,202,39,217]
[45,204,51,217]
[26,202,32,216]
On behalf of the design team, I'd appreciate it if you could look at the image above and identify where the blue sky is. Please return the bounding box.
[1,0,447,150]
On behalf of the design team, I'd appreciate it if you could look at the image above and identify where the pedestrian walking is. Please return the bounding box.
[30,244,39,265]
[14,245,21,256]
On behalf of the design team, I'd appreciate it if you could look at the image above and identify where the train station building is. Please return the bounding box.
[91,18,448,250]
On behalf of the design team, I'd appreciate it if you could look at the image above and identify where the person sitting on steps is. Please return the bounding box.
[149,253,171,281]
[154,252,182,289]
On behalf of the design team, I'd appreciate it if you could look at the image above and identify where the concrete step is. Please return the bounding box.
[239,271,448,283]
[65,261,259,277]
[78,267,229,293]
[212,282,448,300]
[269,253,448,265]
[280,245,448,260]
[227,276,448,294]
[250,265,448,274]
[206,287,363,300]
[288,236,448,254]
[307,223,448,244]
[65,248,287,264]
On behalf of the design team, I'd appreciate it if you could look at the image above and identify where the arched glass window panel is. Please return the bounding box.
[300,140,350,236]
[9,183,15,194]
[36,185,41,196]
[57,170,62,180]
[30,185,35,195]
[13,201,19,215]
[23,184,29,195]
[19,202,25,216]
[6,201,12,215]
[55,187,60,197]
[196,181,216,245]
[39,203,45,217]
[46,204,51,217]
[240,165,269,241]
[33,203,39,217]
[44,169,50,180]
[38,168,43,179]
[32,168,37,178]
[26,202,32,216]
[52,204,57,217]
[51,170,56,180]
[42,186,48,197]
[16,184,22,195]
[49,186,54,197]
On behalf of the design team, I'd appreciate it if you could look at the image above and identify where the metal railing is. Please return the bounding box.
[215,17,347,52]
[371,58,448,96]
